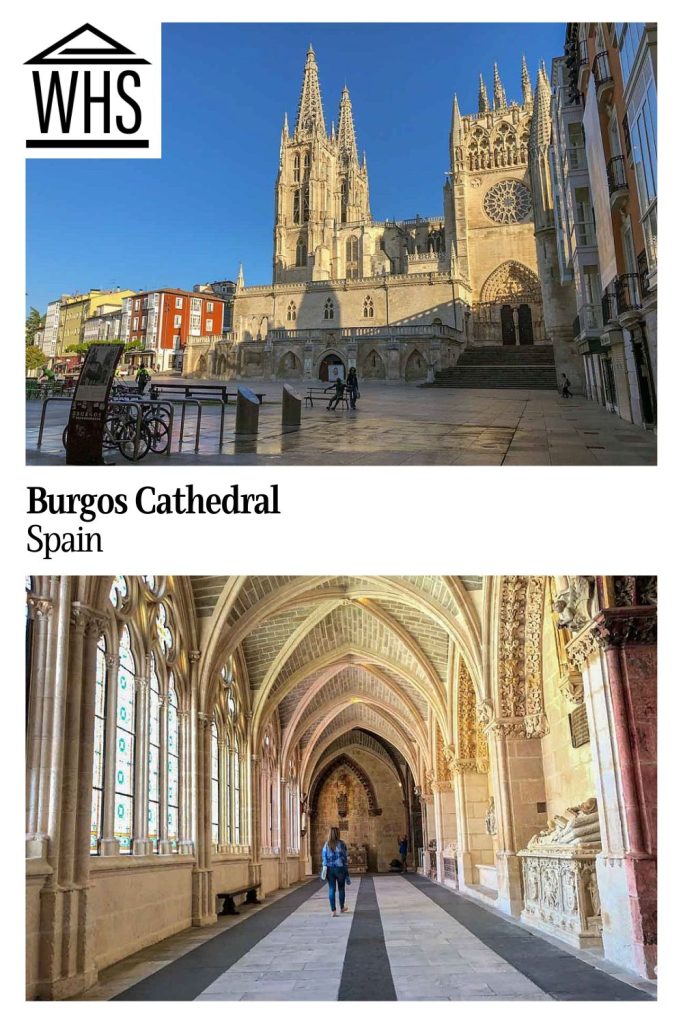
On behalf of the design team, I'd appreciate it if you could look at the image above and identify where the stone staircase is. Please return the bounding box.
[423,344,558,390]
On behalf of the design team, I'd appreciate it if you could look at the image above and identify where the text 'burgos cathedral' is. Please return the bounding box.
[187,46,579,386]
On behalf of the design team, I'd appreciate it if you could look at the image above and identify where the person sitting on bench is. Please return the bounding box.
[325,378,346,410]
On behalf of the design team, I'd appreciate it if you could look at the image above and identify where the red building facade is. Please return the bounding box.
[123,289,227,371]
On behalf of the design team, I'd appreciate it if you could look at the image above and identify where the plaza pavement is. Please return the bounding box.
[75,874,655,1001]
[26,381,657,466]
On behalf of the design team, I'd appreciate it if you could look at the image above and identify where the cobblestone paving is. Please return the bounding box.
[26,381,657,466]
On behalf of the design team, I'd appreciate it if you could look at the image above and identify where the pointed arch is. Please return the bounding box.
[480,261,541,305]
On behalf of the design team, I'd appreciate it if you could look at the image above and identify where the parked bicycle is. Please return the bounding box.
[62,395,171,461]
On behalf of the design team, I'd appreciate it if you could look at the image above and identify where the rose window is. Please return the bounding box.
[483,180,532,224]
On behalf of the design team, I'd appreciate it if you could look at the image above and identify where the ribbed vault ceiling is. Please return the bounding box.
[192,575,483,785]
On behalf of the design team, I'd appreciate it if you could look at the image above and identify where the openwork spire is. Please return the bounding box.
[521,55,533,106]
[493,62,507,109]
[450,93,462,145]
[337,85,359,165]
[478,73,489,113]
[530,65,552,151]
[295,44,325,137]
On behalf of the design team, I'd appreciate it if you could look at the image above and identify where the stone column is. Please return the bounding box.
[158,689,172,855]
[35,596,105,999]
[191,711,215,926]
[25,584,55,857]
[99,652,120,855]
[279,776,289,888]
[180,650,200,856]
[132,665,152,857]
[567,605,657,979]
[249,753,262,892]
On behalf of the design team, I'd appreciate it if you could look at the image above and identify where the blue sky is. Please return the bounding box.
[26,22,565,313]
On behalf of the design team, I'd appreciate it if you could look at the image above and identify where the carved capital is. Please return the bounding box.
[70,602,107,637]
[188,650,201,663]
[487,716,527,738]
[27,595,53,620]
[567,607,657,669]
[197,711,211,729]
[105,653,117,670]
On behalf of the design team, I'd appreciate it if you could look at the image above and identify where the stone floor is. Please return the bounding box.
[75,875,656,1001]
[26,382,657,466]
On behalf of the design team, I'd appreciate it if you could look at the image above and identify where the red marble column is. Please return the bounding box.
[594,606,657,976]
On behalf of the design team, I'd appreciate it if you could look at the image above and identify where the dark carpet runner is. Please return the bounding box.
[406,873,653,1001]
[112,877,322,1001]
[338,875,396,1000]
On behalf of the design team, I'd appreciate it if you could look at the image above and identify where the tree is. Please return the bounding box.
[25,307,44,347]
[26,346,46,372]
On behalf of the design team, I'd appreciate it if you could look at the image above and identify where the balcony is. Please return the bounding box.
[638,249,650,299]
[615,273,642,316]
[606,155,629,209]
[592,51,614,103]
[602,289,618,325]
[578,302,603,336]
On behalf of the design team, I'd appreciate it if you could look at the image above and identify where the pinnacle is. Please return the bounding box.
[295,44,325,137]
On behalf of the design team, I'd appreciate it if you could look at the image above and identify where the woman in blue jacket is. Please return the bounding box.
[322,827,349,917]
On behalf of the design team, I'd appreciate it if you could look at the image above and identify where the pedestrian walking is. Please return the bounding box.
[346,367,360,409]
[398,834,408,872]
[325,377,346,410]
[561,374,573,399]
[136,365,151,395]
[321,826,350,917]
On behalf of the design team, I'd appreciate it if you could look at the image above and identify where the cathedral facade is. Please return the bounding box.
[188,48,575,384]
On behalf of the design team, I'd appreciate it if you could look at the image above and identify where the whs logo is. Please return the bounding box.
[24,22,160,157]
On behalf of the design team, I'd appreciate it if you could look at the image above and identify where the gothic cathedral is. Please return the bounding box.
[195,47,575,384]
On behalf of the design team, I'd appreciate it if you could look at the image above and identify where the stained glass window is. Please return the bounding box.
[211,721,219,846]
[168,673,179,850]
[109,575,128,608]
[141,575,156,592]
[156,604,172,654]
[90,636,107,854]
[115,626,135,853]
[148,654,160,851]
[233,741,241,844]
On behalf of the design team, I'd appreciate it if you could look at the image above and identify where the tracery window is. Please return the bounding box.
[324,298,334,320]
[295,238,307,268]
[293,153,300,183]
[90,635,107,854]
[468,127,490,171]
[167,674,179,848]
[211,720,219,846]
[148,654,161,851]
[115,626,136,853]
[287,301,296,322]
[483,180,532,224]
[363,295,374,318]
[345,235,359,279]
[91,576,187,858]
[303,152,310,177]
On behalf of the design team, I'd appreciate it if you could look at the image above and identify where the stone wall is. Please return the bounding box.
[88,858,194,971]
[311,751,406,872]
[540,595,594,819]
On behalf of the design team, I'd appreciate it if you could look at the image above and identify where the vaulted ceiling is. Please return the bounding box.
[191,576,484,790]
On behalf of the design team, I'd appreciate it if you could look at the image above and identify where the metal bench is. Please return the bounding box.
[216,884,262,916]
[305,387,349,409]
[149,383,264,404]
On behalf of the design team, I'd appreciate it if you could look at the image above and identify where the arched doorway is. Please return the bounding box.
[319,352,345,382]
[501,305,516,345]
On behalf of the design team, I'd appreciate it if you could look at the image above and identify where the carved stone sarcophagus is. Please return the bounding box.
[518,798,603,950]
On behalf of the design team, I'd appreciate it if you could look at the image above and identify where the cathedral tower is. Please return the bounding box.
[274,46,371,284]
[444,60,545,346]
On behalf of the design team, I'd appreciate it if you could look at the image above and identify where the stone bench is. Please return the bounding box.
[476,863,498,891]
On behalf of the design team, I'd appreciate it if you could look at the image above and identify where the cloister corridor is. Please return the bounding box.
[26,576,657,1001]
